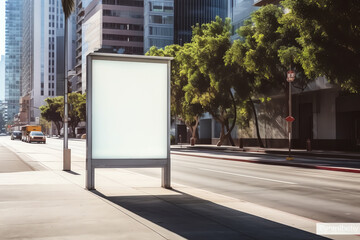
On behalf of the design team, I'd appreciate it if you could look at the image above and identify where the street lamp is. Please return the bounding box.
[286,69,295,160]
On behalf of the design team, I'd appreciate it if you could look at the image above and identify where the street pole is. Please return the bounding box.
[63,17,71,171]
[288,80,292,158]
[286,68,295,160]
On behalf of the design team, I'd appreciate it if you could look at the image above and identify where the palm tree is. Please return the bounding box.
[61,0,74,19]
[61,0,74,171]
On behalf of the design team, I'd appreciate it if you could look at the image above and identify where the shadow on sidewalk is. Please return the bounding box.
[92,189,330,240]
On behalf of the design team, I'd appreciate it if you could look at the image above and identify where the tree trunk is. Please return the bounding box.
[216,121,226,146]
[191,116,199,139]
[54,121,61,136]
[190,116,199,145]
[217,91,237,146]
[225,121,235,146]
[249,97,264,148]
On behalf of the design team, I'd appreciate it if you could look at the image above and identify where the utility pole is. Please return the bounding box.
[286,68,295,160]
[63,16,71,171]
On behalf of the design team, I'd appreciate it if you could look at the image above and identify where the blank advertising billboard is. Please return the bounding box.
[86,53,172,190]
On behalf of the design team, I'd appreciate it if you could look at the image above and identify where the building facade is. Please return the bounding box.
[5,0,23,122]
[144,0,174,53]
[230,0,258,39]
[174,0,228,45]
[81,0,144,91]
[20,0,76,124]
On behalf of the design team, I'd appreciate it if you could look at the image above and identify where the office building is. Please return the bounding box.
[144,0,174,53]
[20,0,76,123]
[174,0,228,45]
[5,0,23,122]
[230,0,258,39]
[81,0,144,91]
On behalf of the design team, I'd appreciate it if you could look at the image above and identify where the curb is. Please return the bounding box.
[171,152,360,174]
[171,146,360,160]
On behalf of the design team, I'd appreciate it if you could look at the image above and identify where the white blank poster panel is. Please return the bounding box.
[92,59,168,159]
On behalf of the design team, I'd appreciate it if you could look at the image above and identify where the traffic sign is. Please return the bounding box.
[287,70,295,82]
[285,116,295,122]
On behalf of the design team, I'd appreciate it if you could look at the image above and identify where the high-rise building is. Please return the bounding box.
[73,0,89,93]
[144,0,174,53]
[5,0,23,122]
[0,55,5,101]
[230,0,258,39]
[21,0,76,123]
[81,0,144,92]
[174,0,228,45]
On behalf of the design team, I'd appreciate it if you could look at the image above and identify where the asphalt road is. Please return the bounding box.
[1,136,359,224]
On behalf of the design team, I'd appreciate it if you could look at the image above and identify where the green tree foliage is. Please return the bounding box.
[40,117,52,135]
[40,97,63,135]
[146,44,204,143]
[283,0,360,93]
[183,16,241,146]
[227,5,313,147]
[58,93,85,137]
[77,93,86,121]
[40,93,86,136]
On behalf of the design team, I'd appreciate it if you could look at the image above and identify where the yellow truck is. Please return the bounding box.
[21,125,42,142]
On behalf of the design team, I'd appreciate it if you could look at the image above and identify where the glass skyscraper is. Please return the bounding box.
[230,0,258,39]
[174,0,228,45]
[5,0,23,122]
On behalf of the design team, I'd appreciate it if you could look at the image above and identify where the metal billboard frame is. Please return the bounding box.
[86,53,172,190]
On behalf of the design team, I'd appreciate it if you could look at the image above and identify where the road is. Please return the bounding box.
[1,136,359,224]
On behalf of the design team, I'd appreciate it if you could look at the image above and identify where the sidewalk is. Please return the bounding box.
[0,144,357,240]
[171,144,360,173]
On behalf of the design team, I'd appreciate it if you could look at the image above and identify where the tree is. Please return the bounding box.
[40,117,52,135]
[40,97,63,135]
[228,5,313,147]
[147,44,204,144]
[146,45,187,118]
[183,16,239,146]
[283,0,360,93]
[77,93,86,121]
[58,92,85,137]
[61,0,74,18]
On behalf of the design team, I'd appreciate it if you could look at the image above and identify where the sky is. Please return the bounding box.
[0,0,5,56]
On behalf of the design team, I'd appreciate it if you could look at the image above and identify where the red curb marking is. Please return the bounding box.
[315,166,360,174]
[171,152,360,174]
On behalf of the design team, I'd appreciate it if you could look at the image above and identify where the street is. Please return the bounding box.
[1,136,359,224]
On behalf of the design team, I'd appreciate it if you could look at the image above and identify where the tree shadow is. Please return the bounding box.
[92,188,330,240]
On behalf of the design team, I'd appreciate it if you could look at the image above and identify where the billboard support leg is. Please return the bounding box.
[86,163,95,190]
[162,162,171,189]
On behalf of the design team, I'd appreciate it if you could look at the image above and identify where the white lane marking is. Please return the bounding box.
[199,168,298,185]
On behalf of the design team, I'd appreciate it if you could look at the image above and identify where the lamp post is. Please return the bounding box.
[286,69,295,160]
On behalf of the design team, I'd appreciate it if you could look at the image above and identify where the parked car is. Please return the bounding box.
[11,131,22,140]
[0,133,7,136]
[27,131,46,144]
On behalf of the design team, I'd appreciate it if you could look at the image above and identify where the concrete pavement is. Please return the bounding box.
[0,141,358,240]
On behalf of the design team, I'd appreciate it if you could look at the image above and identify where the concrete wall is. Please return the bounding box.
[313,89,337,140]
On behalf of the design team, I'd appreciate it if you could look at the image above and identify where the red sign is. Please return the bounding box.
[285,116,295,122]
[287,70,295,82]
